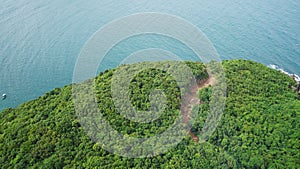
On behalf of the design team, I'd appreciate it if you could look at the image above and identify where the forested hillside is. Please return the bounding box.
[0,60,299,168]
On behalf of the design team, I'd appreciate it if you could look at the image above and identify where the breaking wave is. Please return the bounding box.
[268,64,300,82]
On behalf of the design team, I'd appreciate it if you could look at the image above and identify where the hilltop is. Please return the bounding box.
[0,60,299,168]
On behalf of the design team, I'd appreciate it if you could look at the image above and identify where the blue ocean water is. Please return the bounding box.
[0,0,299,111]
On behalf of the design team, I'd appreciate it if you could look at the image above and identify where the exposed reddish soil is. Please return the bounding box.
[181,76,215,142]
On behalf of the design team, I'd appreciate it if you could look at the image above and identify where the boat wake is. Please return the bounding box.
[268,64,300,83]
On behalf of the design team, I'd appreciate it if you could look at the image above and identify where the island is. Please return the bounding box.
[0,60,299,168]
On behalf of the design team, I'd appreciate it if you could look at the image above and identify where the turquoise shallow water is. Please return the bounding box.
[0,0,299,111]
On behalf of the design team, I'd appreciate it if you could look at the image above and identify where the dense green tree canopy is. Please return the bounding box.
[0,60,299,168]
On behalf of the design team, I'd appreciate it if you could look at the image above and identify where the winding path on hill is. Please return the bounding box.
[181,76,215,142]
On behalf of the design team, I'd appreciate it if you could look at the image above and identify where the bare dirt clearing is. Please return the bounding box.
[181,76,215,142]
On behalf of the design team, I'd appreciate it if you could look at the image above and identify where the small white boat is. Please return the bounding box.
[2,93,6,100]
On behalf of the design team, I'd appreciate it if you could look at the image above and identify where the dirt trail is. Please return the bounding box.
[181,76,215,142]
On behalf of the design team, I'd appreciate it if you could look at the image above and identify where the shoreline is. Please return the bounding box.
[268,64,300,83]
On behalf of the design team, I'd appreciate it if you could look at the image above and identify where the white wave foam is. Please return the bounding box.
[268,64,300,83]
